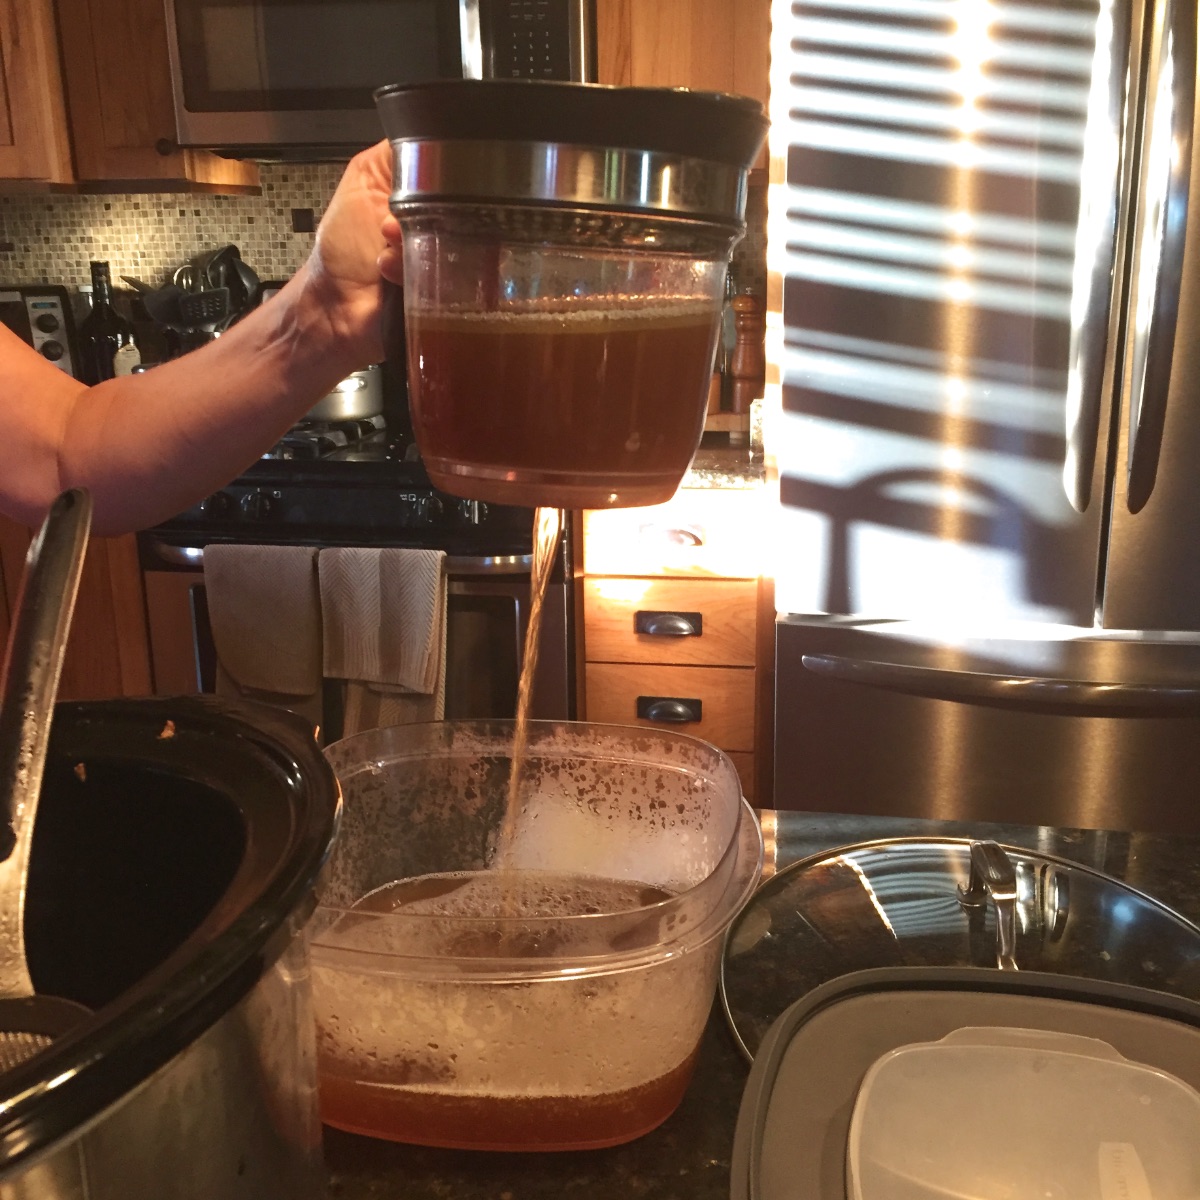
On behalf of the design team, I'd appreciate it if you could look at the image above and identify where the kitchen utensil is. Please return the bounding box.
[119,275,152,294]
[0,695,339,1195]
[729,967,1200,1200]
[312,719,762,1151]
[720,837,1200,1061]
[0,489,93,1068]
[376,79,767,509]
[304,364,383,422]
[176,287,230,330]
[142,282,188,331]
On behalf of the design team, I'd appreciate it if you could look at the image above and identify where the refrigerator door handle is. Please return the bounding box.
[1124,0,1196,513]
[800,652,1200,716]
[1063,0,1130,513]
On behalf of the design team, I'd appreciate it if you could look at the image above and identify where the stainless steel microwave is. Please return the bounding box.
[163,0,596,159]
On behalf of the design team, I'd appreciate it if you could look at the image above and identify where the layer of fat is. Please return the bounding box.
[406,299,718,332]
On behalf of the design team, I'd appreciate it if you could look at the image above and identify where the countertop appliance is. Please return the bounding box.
[163,0,597,159]
[0,285,79,376]
[769,0,1200,832]
[140,416,575,732]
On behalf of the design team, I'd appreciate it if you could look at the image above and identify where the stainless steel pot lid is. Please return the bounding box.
[375,80,767,224]
[720,837,1200,1060]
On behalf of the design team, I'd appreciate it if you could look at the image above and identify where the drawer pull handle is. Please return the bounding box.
[635,610,703,637]
[640,523,704,547]
[638,696,702,724]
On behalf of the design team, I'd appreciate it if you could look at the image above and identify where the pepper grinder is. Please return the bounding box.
[729,292,766,415]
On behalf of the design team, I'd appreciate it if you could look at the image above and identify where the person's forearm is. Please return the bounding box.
[58,262,379,535]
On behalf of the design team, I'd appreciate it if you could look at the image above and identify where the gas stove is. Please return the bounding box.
[146,415,538,557]
[261,414,391,462]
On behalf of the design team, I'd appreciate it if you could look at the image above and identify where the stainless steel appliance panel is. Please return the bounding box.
[164,0,596,156]
[1101,0,1200,631]
[772,0,1125,628]
[774,616,1200,835]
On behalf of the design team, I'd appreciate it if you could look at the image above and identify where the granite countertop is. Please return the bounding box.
[680,445,766,490]
[325,811,1200,1199]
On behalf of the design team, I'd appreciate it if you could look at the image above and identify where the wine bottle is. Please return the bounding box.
[77,261,140,384]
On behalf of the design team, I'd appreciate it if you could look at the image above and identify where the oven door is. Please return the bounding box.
[140,541,573,726]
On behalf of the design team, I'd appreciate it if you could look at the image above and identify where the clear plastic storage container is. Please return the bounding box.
[311,720,762,1151]
[848,1026,1200,1200]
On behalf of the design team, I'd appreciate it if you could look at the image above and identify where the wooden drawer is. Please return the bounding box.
[583,577,757,666]
[582,486,765,578]
[584,662,756,752]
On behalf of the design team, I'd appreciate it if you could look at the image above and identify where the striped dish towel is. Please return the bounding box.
[318,547,447,733]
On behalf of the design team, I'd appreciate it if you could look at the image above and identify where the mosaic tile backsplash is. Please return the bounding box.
[0,162,766,297]
[0,163,346,289]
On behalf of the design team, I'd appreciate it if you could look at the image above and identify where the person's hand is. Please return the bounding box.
[301,139,396,367]
[380,211,404,287]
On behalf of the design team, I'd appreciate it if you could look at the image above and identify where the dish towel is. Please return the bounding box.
[318,547,447,735]
[203,544,324,731]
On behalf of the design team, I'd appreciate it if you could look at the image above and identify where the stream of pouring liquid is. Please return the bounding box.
[492,505,564,868]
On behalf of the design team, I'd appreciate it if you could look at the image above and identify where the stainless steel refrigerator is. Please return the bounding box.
[769,0,1200,833]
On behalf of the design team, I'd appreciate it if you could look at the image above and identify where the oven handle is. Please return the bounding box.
[144,539,534,576]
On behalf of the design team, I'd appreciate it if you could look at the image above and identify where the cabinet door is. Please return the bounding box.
[56,0,258,190]
[0,0,74,183]
[597,0,769,165]
[0,515,152,701]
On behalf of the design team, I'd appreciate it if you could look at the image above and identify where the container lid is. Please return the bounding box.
[729,967,1200,1200]
[375,79,767,168]
[721,837,1200,1060]
[848,1026,1200,1200]
[375,80,767,224]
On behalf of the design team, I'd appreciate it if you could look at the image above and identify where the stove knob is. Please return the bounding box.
[419,495,444,525]
[240,490,277,521]
[456,499,488,525]
[200,491,235,520]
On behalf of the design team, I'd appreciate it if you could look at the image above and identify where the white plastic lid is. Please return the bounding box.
[847,1026,1200,1200]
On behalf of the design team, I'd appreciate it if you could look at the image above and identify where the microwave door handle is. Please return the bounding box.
[1125,0,1196,514]
[460,0,483,79]
[1062,1,1129,513]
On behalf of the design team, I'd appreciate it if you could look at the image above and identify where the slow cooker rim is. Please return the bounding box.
[0,695,340,1179]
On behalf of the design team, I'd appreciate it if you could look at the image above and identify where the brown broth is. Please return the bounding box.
[402,304,721,508]
[318,1046,700,1151]
[494,504,562,872]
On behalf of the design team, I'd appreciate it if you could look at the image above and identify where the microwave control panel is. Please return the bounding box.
[488,0,574,80]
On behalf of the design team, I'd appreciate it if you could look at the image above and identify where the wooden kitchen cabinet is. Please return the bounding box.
[0,514,153,701]
[0,0,75,184]
[0,0,257,190]
[578,484,774,802]
[57,0,258,190]
[595,0,770,166]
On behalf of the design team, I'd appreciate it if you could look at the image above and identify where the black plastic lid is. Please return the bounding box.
[730,967,1200,1200]
[375,79,768,169]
